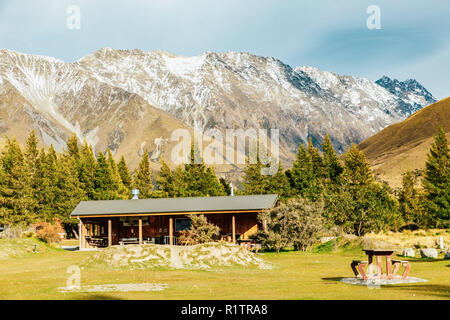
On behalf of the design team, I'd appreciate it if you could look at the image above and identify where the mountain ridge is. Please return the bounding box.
[0,48,437,172]
[358,97,449,188]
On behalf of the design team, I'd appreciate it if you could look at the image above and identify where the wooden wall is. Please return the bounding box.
[81,211,260,245]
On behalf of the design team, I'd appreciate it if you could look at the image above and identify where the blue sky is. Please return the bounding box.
[1,0,449,98]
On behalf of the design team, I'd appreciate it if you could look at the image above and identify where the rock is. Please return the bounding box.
[403,248,415,257]
[420,248,438,259]
[444,252,450,260]
[320,237,336,243]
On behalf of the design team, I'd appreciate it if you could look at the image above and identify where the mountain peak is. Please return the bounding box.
[376,76,436,114]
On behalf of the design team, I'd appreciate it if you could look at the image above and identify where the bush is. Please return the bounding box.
[254,197,325,252]
[178,214,220,245]
[35,220,64,243]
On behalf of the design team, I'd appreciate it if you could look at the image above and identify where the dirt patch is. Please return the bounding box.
[85,242,271,270]
[59,283,168,293]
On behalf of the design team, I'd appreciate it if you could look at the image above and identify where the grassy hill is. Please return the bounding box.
[358,97,450,188]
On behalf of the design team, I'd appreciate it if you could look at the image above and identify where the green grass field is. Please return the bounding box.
[0,238,448,300]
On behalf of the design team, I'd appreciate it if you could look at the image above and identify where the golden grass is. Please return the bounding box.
[358,97,450,188]
[365,229,450,249]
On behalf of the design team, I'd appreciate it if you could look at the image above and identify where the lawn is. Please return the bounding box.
[0,239,449,300]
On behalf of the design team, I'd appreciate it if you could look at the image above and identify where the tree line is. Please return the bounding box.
[0,128,448,234]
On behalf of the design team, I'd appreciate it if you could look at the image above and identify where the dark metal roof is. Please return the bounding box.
[70,194,278,217]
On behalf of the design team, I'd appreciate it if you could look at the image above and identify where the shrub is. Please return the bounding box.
[35,220,64,243]
[254,197,325,252]
[178,214,220,245]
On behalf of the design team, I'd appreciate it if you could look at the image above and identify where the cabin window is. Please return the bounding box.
[175,218,192,232]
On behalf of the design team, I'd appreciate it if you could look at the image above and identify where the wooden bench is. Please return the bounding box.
[391,260,410,279]
[119,238,139,245]
[351,260,369,280]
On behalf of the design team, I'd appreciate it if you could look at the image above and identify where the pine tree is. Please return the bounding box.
[242,155,266,194]
[322,134,343,184]
[117,155,132,190]
[65,133,80,160]
[78,140,96,199]
[93,152,115,200]
[399,171,425,227]
[183,145,225,197]
[54,154,86,224]
[219,177,231,195]
[156,160,175,197]
[422,127,449,228]
[133,149,154,198]
[34,147,58,221]
[307,138,324,178]
[172,165,187,197]
[0,138,36,225]
[287,141,322,201]
[106,149,129,199]
[328,144,399,235]
[264,162,291,197]
[24,131,40,215]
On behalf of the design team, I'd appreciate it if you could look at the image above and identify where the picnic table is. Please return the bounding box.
[351,249,411,280]
[85,236,108,247]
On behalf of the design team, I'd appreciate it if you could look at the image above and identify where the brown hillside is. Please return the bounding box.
[358,97,450,188]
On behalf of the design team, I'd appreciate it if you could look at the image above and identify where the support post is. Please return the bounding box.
[80,218,86,249]
[108,219,112,247]
[139,217,143,245]
[169,218,173,245]
[232,215,236,243]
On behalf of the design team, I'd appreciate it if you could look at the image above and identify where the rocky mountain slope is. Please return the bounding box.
[358,97,450,188]
[0,48,437,171]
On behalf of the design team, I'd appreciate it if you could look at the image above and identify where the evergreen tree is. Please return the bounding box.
[324,144,399,235]
[155,160,175,197]
[133,149,154,198]
[24,131,39,176]
[78,140,96,199]
[93,152,116,200]
[287,141,322,201]
[24,131,40,215]
[264,162,291,197]
[54,153,86,224]
[219,177,232,195]
[322,134,343,184]
[117,155,132,190]
[242,155,266,195]
[399,171,425,227]
[65,133,80,160]
[34,147,58,221]
[0,138,36,225]
[183,144,225,197]
[422,127,449,228]
[106,149,129,199]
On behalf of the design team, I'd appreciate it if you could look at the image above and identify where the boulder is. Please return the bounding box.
[420,248,438,259]
[403,248,415,257]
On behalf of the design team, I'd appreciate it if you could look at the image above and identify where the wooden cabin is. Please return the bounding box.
[70,194,278,249]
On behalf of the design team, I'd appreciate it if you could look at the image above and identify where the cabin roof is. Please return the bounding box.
[70,194,279,217]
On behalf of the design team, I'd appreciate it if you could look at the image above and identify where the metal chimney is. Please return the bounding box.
[131,189,140,200]
[229,183,234,196]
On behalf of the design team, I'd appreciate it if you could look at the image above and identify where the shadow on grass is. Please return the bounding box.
[75,294,124,300]
[322,277,345,282]
[387,284,450,299]
[322,278,450,298]
[399,257,443,263]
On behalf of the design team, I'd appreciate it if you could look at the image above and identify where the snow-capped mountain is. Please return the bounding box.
[375,76,436,114]
[0,48,436,169]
